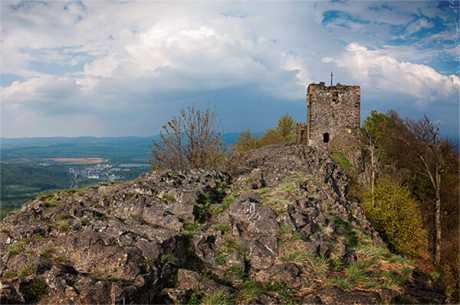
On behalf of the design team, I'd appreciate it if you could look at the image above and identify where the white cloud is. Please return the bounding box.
[0,1,457,137]
[324,43,460,103]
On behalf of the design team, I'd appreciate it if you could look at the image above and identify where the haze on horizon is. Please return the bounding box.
[1,0,459,139]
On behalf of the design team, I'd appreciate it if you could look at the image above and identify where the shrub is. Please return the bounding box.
[331,151,352,171]
[362,177,428,258]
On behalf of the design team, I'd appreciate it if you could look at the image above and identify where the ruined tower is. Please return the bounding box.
[306,82,360,148]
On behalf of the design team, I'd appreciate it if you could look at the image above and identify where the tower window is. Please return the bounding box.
[323,133,330,143]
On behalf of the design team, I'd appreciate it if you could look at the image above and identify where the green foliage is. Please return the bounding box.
[234,130,259,153]
[235,115,297,152]
[331,151,352,171]
[258,128,284,146]
[362,177,428,257]
[330,277,352,291]
[182,222,201,236]
[276,115,296,141]
[30,278,48,300]
[187,290,202,305]
[210,193,236,215]
[202,290,233,305]
[215,253,227,265]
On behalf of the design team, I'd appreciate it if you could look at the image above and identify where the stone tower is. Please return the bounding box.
[306,82,360,148]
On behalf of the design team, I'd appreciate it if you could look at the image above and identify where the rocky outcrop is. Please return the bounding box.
[0,145,444,304]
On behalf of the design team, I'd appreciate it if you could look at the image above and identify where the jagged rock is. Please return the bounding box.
[0,145,444,304]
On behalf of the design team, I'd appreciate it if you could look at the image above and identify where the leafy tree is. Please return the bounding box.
[234,130,259,153]
[363,177,428,258]
[276,114,296,141]
[151,107,224,170]
[258,128,284,146]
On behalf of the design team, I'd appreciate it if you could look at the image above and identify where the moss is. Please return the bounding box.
[7,240,26,256]
[202,290,233,305]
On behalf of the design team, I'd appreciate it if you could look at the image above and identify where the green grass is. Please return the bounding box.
[56,219,71,232]
[238,280,263,302]
[18,261,36,278]
[331,277,352,291]
[280,250,329,276]
[2,270,18,279]
[264,281,297,304]
[225,266,246,280]
[202,290,233,305]
[187,290,202,305]
[7,240,26,256]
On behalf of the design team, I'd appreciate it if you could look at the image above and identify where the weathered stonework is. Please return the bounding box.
[306,82,360,148]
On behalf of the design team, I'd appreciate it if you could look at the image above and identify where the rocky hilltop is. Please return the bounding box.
[0,145,444,304]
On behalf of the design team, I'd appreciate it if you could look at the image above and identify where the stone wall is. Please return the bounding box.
[306,82,360,148]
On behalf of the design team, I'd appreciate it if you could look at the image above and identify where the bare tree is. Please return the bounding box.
[151,107,224,171]
[363,131,379,207]
[406,116,444,265]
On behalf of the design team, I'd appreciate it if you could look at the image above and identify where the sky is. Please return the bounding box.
[1,0,459,139]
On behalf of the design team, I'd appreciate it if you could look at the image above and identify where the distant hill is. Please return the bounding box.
[0,133,256,162]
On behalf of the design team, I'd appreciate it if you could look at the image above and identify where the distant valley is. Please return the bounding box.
[0,134,244,218]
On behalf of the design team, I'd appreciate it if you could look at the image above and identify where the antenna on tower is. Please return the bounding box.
[330,72,333,86]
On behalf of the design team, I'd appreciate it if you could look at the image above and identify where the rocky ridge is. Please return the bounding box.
[0,145,444,304]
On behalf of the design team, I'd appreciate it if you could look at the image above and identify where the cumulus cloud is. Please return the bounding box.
[0,0,458,137]
[323,43,460,103]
